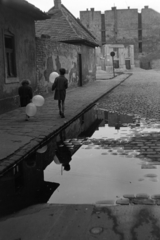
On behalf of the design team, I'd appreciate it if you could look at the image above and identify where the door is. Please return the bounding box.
[78,53,82,86]
[125,60,131,69]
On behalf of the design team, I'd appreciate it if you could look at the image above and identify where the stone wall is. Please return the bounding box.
[0,6,37,114]
[36,38,96,95]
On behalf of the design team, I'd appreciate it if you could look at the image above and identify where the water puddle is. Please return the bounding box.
[44,109,160,205]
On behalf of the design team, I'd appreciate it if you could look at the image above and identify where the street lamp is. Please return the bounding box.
[110,51,115,77]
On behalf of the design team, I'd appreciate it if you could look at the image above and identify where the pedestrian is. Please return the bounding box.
[52,68,68,118]
[18,79,33,121]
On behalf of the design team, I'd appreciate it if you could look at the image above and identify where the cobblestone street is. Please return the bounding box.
[98,69,160,120]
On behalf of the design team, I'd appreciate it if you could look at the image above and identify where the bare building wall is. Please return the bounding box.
[80,9,102,43]
[0,6,37,114]
[80,6,160,69]
[140,7,160,69]
[36,38,96,95]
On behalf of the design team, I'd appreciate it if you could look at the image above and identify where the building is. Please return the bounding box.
[35,0,99,94]
[80,6,160,70]
[0,0,49,114]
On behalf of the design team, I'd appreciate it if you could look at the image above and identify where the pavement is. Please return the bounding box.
[1,203,160,240]
[2,68,160,240]
[0,71,130,176]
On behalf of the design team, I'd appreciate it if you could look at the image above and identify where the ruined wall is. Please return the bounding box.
[0,6,37,114]
[80,9,102,43]
[140,7,160,69]
[36,38,96,95]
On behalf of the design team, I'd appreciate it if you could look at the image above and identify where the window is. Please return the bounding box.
[139,42,142,53]
[138,30,142,40]
[4,34,17,78]
[101,30,106,43]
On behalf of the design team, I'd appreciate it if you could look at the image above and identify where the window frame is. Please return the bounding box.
[3,29,19,83]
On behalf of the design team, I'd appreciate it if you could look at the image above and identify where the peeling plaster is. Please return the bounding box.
[3,83,19,94]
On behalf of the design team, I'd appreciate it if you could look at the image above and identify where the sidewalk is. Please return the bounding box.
[1,202,160,240]
[0,73,130,175]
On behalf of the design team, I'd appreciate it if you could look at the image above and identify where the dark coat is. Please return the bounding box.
[18,85,33,107]
[52,76,68,101]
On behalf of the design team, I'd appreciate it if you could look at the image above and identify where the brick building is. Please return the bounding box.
[80,6,160,70]
[0,0,48,114]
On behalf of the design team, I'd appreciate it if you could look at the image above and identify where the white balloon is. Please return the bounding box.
[37,145,48,153]
[32,95,45,107]
[53,155,61,164]
[49,72,59,83]
[26,103,37,117]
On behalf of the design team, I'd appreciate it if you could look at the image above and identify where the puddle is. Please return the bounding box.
[44,109,160,205]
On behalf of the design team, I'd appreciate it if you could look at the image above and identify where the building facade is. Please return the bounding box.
[80,6,160,70]
[0,0,48,114]
[35,0,99,94]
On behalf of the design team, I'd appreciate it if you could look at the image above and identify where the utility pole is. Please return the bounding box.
[110,51,115,77]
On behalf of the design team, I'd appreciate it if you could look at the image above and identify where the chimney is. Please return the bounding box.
[54,0,61,9]
[144,6,149,9]
[91,8,94,12]
[128,7,130,9]
[112,7,116,10]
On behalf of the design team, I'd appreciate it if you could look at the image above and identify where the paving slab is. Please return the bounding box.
[1,203,160,240]
[0,73,130,175]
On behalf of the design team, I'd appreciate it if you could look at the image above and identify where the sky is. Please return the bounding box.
[27,0,160,18]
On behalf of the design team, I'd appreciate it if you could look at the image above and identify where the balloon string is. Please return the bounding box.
[61,165,63,175]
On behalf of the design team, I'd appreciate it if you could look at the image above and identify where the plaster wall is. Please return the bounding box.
[105,9,138,57]
[80,10,102,43]
[140,8,160,69]
[0,6,37,114]
[36,38,96,95]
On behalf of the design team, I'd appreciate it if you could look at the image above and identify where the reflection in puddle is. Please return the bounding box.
[45,109,160,205]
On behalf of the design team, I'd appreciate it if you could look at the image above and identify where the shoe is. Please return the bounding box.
[59,111,62,116]
[25,114,30,121]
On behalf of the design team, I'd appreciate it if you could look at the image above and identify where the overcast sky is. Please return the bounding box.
[28,0,160,18]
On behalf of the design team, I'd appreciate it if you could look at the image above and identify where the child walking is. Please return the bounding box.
[18,79,33,121]
[52,68,68,118]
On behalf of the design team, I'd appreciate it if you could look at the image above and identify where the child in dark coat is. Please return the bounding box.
[18,79,33,121]
[52,68,68,118]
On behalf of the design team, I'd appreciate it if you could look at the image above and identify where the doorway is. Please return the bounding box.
[78,54,82,86]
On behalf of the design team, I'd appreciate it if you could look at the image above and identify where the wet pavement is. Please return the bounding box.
[2,69,160,239]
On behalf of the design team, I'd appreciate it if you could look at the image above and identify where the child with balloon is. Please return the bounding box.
[52,68,68,118]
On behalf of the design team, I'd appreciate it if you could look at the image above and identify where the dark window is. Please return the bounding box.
[138,13,142,29]
[114,60,119,68]
[101,30,106,43]
[138,30,142,40]
[139,42,142,53]
[4,34,17,77]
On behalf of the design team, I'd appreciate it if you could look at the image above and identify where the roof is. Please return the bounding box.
[35,4,99,47]
[1,0,49,20]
